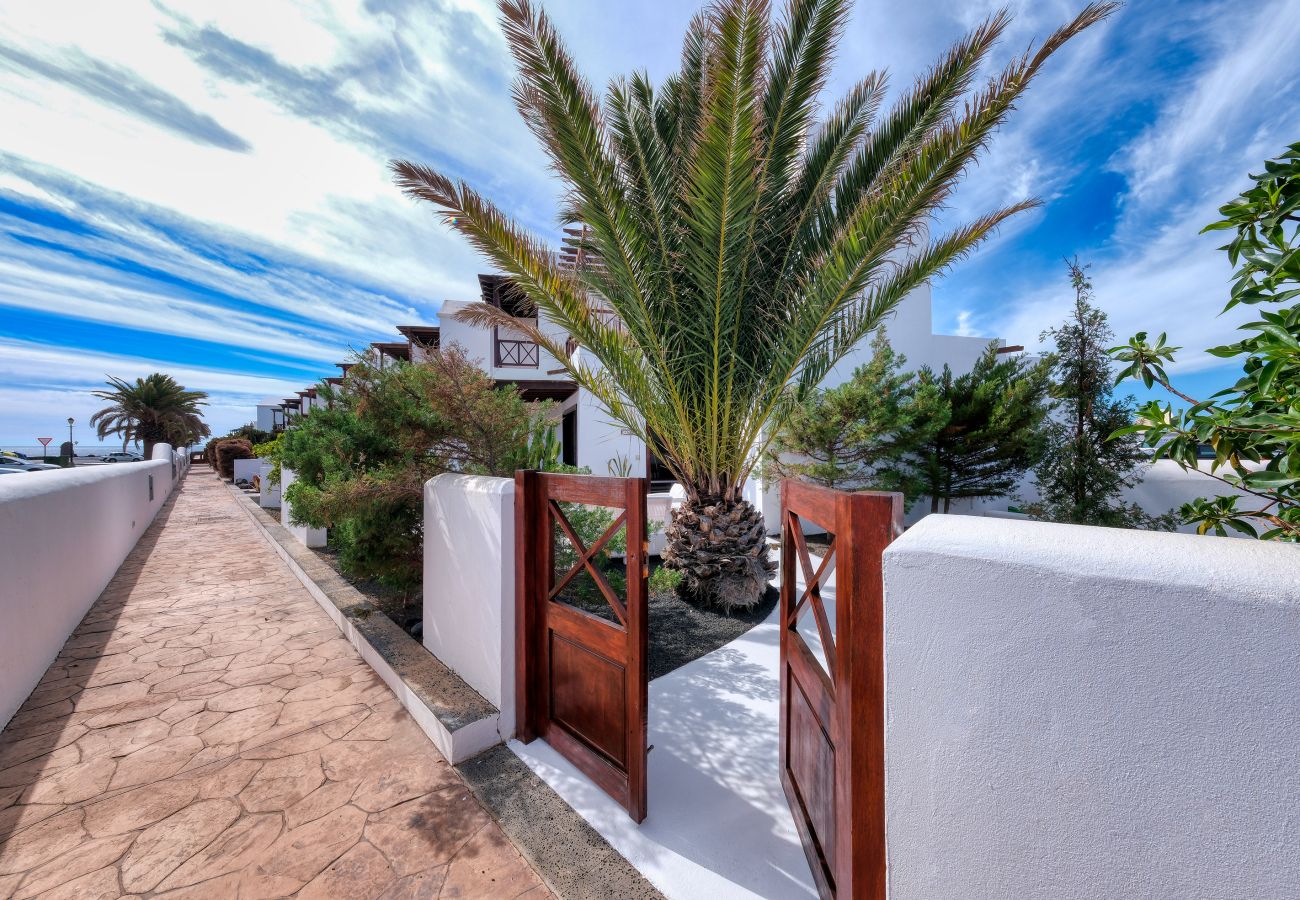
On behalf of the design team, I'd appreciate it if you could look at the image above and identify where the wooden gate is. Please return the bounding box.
[780,480,902,899]
[515,470,649,822]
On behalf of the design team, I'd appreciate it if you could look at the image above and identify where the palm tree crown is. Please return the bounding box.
[394,0,1115,605]
[91,373,211,458]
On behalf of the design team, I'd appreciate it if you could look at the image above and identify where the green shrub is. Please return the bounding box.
[278,347,544,595]
[1111,143,1300,539]
[649,565,684,594]
[252,434,282,485]
[766,331,946,506]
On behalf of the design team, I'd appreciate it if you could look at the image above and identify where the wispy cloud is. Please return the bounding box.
[0,336,309,444]
[0,44,250,152]
[0,0,1297,443]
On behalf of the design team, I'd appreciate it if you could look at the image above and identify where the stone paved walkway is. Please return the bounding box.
[0,473,552,899]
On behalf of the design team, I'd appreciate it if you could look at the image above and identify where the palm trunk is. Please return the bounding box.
[663,494,776,611]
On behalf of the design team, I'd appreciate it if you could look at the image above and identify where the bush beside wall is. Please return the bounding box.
[214,439,253,480]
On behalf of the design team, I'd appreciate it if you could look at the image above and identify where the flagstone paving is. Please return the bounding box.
[0,472,552,899]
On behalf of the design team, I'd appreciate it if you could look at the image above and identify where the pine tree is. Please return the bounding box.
[916,343,1052,513]
[1031,259,1175,528]
[766,331,946,504]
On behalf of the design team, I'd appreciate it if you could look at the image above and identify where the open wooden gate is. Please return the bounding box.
[780,480,902,899]
[515,470,649,822]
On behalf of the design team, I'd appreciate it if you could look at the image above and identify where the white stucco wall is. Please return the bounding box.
[0,456,183,728]
[574,374,644,478]
[972,459,1261,535]
[423,473,515,733]
[255,403,278,433]
[232,457,263,485]
[279,466,326,548]
[820,283,997,390]
[881,515,1300,900]
[259,465,281,508]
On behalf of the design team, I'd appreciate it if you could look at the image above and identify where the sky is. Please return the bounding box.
[1,0,1298,442]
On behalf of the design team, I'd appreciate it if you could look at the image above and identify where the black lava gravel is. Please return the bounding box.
[647,584,778,680]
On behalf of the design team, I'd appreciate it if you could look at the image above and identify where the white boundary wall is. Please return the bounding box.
[259,464,281,509]
[882,515,1300,900]
[423,473,515,734]
[279,466,326,548]
[232,457,264,485]
[0,445,186,728]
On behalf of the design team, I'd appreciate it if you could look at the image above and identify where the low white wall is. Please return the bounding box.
[232,457,263,485]
[882,516,1300,900]
[279,466,326,548]
[0,456,183,728]
[1124,458,1257,529]
[938,459,1260,534]
[423,473,514,733]
[259,464,281,509]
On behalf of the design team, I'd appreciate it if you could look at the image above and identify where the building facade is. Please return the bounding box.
[262,273,1003,532]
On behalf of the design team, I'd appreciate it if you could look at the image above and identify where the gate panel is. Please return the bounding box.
[515,470,649,822]
[780,480,902,900]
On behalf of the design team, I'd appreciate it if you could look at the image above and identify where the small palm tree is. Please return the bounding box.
[394,0,1115,608]
[91,373,211,459]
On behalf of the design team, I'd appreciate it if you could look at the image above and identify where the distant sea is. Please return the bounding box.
[2,444,144,457]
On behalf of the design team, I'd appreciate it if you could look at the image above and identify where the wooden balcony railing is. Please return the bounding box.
[495,334,540,368]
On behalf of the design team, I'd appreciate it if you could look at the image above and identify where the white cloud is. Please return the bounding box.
[1,0,1297,443]
[961,0,1300,373]
[1116,0,1300,211]
[953,310,977,338]
[0,336,308,440]
[0,0,553,311]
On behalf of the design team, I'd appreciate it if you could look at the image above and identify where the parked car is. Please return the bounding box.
[101,451,144,463]
[0,466,25,475]
[0,456,60,472]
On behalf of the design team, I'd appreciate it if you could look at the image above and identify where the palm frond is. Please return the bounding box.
[393,0,1116,501]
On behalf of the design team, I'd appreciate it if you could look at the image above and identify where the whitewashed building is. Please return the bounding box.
[263,266,1007,531]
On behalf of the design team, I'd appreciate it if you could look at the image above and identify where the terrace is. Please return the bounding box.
[2,0,1298,897]
[3,448,1298,900]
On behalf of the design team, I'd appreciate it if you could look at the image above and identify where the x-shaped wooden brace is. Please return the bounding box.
[787,512,838,681]
[548,500,629,626]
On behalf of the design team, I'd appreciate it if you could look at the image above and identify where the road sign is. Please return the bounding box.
[37,437,52,450]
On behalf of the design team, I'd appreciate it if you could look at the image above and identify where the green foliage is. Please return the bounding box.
[1030,259,1177,530]
[649,564,685,594]
[916,343,1053,513]
[252,434,282,485]
[767,331,945,504]
[524,419,563,471]
[224,424,275,446]
[280,347,544,594]
[1110,143,1300,539]
[607,453,633,478]
[91,372,210,457]
[393,0,1114,508]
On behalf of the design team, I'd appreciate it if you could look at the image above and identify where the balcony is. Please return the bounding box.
[494,332,540,368]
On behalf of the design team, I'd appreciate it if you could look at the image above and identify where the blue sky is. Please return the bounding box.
[1,0,1298,441]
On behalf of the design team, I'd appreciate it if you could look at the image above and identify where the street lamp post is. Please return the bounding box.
[67,417,75,468]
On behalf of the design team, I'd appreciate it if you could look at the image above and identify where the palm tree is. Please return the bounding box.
[394,0,1115,608]
[91,373,211,459]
